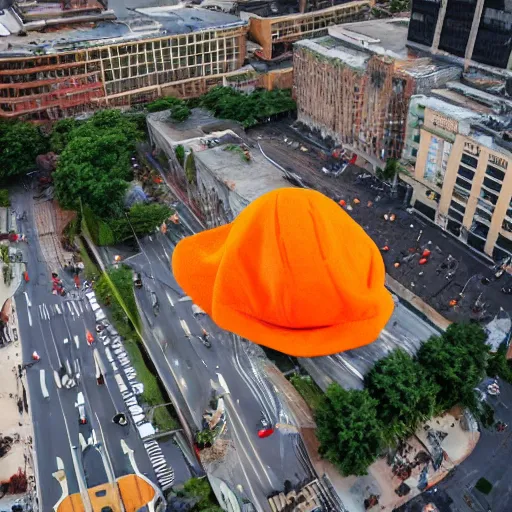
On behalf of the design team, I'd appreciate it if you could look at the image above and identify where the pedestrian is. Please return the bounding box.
[172,188,393,357]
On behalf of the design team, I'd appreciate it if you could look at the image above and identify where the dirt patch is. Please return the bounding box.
[33,201,74,271]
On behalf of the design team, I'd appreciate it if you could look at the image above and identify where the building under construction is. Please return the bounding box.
[408,0,512,70]
[246,0,372,61]
[0,0,248,120]
[293,18,460,166]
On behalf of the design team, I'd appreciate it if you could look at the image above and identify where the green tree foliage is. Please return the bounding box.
[199,87,296,128]
[417,323,488,410]
[315,384,382,476]
[181,477,221,511]
[53,110,142,218]
[487,345,512,382]
[171,104,192,122]
[365,349,439,441]
[108,203,172,243]
[175,144,185,166]
[49,118,80,153]
[185,149,197,184]
[146,96,183,113]
[0,121,48,180]
[0,189,10,207]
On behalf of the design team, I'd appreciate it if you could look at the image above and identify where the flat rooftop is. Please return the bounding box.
[194,142,289,204]
[295,18,461,80]
[328,18,411,59]
[0,3,244,55]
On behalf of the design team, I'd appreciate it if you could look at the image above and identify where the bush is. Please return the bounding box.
[146,96,183,113]
[185,150,197,184]
[0,189,10,207]
[181,477,222,511]
[487,345,512,382]
[475,477,493,495]
[171,104,191,122]
[175,145,185,166]
[199,87,296,128]
[49,118,80,154]
[289,374,324,410]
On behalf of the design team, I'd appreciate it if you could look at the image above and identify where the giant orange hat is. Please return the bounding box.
[172,188,394,357]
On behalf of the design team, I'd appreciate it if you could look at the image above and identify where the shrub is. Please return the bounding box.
[0,189,10,207]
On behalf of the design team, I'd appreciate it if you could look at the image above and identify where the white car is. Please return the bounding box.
[75,392,87,424]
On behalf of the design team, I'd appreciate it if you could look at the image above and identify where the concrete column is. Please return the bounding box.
[438,135,464,217]
[414,130,432,181]
[431,0,449,53]
[464,0,486,68]
[485,156,512,255]
[463,146,487,230]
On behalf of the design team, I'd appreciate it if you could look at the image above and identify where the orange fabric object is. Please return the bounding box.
[172,188,394,357]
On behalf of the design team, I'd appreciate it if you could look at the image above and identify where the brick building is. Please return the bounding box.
[293,18,460,167]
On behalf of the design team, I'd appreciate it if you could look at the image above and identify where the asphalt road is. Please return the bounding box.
[11,185,157,511]
[127,228,314,510]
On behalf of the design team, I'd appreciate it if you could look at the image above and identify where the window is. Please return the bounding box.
[450,200,465,214]
[456,177,472,191]
[483,177,502,193]
[468,233,486,253]
[496,234,512,255]
[475,207,492,222]
[412,148,418,158]
[461,153,478,168]
[447,219,461,237]
[503,218,512,233]
[448,208,464,223]
[414,200,436,220]
[458,165,475,181]
[471,221,489,239]
[480,189,499,205]
[486,164,505,182]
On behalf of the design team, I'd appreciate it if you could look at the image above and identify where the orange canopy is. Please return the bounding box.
[172,188,394,357]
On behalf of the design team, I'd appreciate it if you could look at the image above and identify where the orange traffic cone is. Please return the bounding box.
[86,331,94,345]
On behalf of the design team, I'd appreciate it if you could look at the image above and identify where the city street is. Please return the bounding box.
[11,185,157,511]
[127,228,315,510]
[249,122,512,326]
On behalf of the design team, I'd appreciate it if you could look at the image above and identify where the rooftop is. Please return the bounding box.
[194,140,289,204]
[295,18,460,81]
[0,1,244,55]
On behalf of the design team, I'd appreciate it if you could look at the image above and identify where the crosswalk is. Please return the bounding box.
[143,440,174,490]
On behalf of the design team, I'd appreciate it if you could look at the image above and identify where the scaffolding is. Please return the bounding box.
[248,0,372,61]
[0,24,248,120]
[293,45,416,163]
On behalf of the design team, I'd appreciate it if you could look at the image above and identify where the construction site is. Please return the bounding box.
[293,18,461,167]
[0,0,249,119]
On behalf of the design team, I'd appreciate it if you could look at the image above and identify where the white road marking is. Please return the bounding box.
[178,296,192,302]
[53,371,62,389]
[74,336,79,349]
[38,305,43,319]
[55,304,61,315]
[174,359,179,366]
[24,292,31,307]
[216,373,230,394]
[79,302,84,313]
[201,359,207,368]
[40,369,49,398]
[27,309,32,327]
[67,302,74,317]
[66,359,72,376]
[166,291,174,307]
[72,301,80,317]
[179,319,191,337]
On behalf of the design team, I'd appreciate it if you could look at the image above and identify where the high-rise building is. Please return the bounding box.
[408,0,512,70]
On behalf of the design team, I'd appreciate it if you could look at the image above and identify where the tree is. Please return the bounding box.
[365,349,439,441]
[49,118,80,153]
[147,96,183,113]
[185,150,197,184]
[0,121,48,180]
[53,133,131,218]
[53,110,142,218]
[315,384,382,476]
[172,104,192,122]
[175,145,185,166]
[417,323,489,410]
[195,429,215,448]
[108,203,172,243]
[181,477,221,511]
[487,345,512,382]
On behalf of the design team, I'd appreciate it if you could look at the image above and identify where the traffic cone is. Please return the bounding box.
[381,245,390,252]
[419,258,428,265]
[422,249,431,258]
